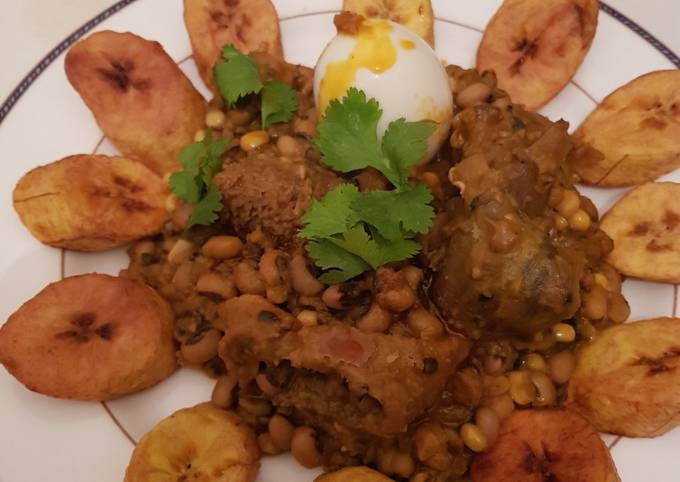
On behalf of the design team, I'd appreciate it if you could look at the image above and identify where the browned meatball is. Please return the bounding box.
[214,150,339,244]
[424,86,612,338]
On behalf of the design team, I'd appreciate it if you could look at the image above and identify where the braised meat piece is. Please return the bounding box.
[214,151,339,244]
[423,94,613,338]
[216,295,469,439]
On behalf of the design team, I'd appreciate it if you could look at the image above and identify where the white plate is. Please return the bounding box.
[0,1,679,480]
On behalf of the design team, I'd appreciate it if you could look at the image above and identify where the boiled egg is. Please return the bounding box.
[314,17,453,163]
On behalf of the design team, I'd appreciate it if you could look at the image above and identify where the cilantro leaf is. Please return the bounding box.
[300,88,438,282]
[299,184,360,239]
[261,81,298,128]
[201,137,229,185]
[186,183,223,230]
[382,119,437,188]
[351,184,434,240]
[214,44,263,107]
[169,134,228,231]
[306,239,370,284]
[169,144,201,203]
[314,88,385,174]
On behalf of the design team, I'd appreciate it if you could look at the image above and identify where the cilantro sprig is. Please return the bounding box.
[169,134,228,231]
[214,45,297,128]
[299,88,437,283]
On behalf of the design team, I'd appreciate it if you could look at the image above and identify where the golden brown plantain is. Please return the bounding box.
[13,154,169,251]
[0,274,176,401]
[471,409,619,482]
[183,0,283,91]
[571,70,680,186]
[342,0,434,46]
[599,182,680,283]
[315,466,394,482]
[125,403,259,482]
[65,31,206,175]
[476,0,598,111]
[567,317,680,437]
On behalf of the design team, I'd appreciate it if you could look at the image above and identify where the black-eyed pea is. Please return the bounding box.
[181,329,222,365]
[211,372,237,409]
[168,239,193,265]
[269,414,294,451]
[548,350,576,384]
[530,371,557,407]
[407,308,444,339]
[508,371,536,406]
[356,303,392,333]
[257,432,280,455]
[607,292,630,323]
[196,272,236,300]
[201,235,243,259]
[290,253,324,296]
[456,82,492,108]
[475,407,500,445]
[322,285,344,310]
[234,261,266,295]
[291,426,322,468]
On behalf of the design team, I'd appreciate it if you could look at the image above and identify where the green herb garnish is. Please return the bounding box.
[300,88,437,283]
[169,133,228,231]
[214,45,298,128]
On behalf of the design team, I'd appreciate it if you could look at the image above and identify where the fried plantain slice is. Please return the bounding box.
[599,182,680,283]
[125,403,259,482]
[571,70,680,186]
[567,317,680,437]
[13,154,169,251]
[316,466,394,482]
[65,31,206,175]
[342,0,434,46]
[183,0,283,91]
[471,409,620,482]
[0,274,176,401]
[476,0,598,111]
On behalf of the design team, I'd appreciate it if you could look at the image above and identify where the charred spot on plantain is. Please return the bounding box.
[97,59,150,92]
[628,222,650,236]
[634,348,680,375]
[73,312,96,327]
[122,198,152,212]
[646,239,672,252]
[509,38,539,75]
[95,323,114,340]
[641,117,667,130]
[55,313,113,343]
[113,175,143,193]
[663,209,680,230]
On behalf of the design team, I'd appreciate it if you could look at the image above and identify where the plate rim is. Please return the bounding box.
[0,0,679,128]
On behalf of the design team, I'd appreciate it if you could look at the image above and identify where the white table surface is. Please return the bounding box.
[0,0,678,103]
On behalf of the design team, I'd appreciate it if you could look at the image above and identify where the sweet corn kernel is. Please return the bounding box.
[594,272,610,290]
[297,310,318,326]
[552,323,576,343]
[194,128,207,142]
[557,190,580,217]
[460,423,488,452]
[165,194,177,212]
[554,215,568,231]
[568,209,591,231]
[240,130,270,151]
[205,109,227,129]
[523,353,548,372]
